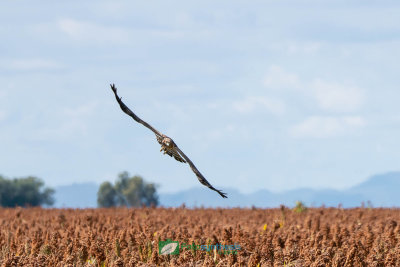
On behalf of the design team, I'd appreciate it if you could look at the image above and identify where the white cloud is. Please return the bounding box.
[263,65,301,90]
[0,89,5,99]
[263,66,366,113]
[0,90,8,122]
[63,102,97,118]
[290,116,366,138]
[312,79,365,112]
[31,102,98,141]
[233,96,285,115]
[203,124,236,142]
[57,18,128,43]
[0,59,62,71]
[0,111,6,122]
[286,42,322,55]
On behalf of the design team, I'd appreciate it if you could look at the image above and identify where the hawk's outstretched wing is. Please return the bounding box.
[110,84,162,137]
[110,84,227,198]
[175,146,227,198]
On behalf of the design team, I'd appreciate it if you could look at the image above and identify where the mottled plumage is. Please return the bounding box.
[110,84,227,198]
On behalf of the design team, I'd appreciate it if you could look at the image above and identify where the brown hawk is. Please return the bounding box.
[110,84,227,198]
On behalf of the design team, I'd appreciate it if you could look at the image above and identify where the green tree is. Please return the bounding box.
[97,172,159,208]
[97,181,118,207]
[0,175,54,207]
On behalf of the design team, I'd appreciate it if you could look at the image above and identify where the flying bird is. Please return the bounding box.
[110,84,227,198]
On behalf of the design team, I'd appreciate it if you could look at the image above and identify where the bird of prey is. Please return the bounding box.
[110,84,227,198]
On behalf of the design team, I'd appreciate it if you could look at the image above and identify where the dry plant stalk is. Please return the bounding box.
[0,207,399,266]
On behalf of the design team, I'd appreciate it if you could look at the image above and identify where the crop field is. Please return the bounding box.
[0,207,400,266]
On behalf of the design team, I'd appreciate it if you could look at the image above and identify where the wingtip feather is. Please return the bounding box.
[218,190,228,198]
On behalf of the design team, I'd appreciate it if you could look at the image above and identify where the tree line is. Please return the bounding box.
[97,171,158,207]
[0,172,159,208]
[0,175,54,207]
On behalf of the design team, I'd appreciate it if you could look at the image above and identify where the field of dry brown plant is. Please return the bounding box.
[0,207,400,266]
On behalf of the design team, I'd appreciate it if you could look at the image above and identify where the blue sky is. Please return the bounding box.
[1,1,399,194]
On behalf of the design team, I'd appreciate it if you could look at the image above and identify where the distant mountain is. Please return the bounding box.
[53,172,400,208]
[349,172,400,207]
[159,171,400,208]
[158,187,365,208]
[54,182,99,208]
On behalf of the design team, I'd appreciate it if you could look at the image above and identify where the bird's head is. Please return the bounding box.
[163,137,172,147]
